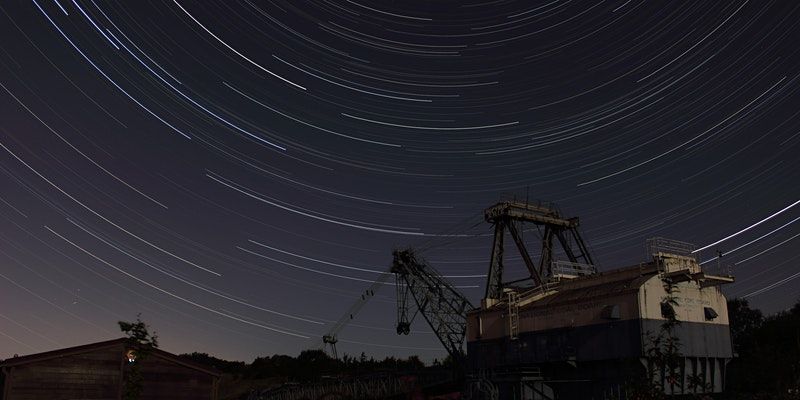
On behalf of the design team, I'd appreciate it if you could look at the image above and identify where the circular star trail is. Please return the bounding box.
[1,0,799,361]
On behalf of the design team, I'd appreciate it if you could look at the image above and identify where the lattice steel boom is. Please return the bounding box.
[321,271,393,359]
[392,249,474,362]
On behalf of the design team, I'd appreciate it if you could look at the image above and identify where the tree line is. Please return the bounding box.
[179,349,438,383]
[725,298,800,399]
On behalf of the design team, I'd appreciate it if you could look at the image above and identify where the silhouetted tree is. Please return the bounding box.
[180,352,246,375]
[119,314,158,349]
[727,298,764,353]
[118,315,158,400]
[293,349,336,381]
[628,280,682,399]
[726,299,800,399]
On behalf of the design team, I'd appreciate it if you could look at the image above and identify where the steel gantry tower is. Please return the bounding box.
[483,201,594,300]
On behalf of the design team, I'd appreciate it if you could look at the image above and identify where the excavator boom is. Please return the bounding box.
[321,271,393,359]
[392,249,474,363]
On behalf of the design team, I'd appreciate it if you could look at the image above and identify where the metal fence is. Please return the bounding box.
[646,237,697,261]
[248,371,456,400]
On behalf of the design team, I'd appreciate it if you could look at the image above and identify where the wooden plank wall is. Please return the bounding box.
[6,346,121,400]
[140,354,215,400]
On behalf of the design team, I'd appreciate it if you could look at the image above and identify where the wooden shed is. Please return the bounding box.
[1,338,220,400]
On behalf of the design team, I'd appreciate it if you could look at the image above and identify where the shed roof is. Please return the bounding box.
[0,337,220,377]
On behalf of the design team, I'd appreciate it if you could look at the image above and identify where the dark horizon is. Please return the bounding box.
[1,1,799,363]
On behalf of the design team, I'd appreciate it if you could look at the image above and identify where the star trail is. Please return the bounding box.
[1,1,799,362]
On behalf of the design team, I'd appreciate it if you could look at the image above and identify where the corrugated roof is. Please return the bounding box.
[523,264,657,310]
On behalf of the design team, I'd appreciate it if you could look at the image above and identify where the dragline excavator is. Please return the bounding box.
[320,200,734,398]
[320,200,594,365]
[391,200,595,363]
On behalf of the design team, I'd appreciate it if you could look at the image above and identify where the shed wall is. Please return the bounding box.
[139,353,216,400]
[4,346,122,400]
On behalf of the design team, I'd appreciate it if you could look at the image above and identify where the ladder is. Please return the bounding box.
[507,291,520,340]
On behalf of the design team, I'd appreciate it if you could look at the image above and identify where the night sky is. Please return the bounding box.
[1,1,799,363]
